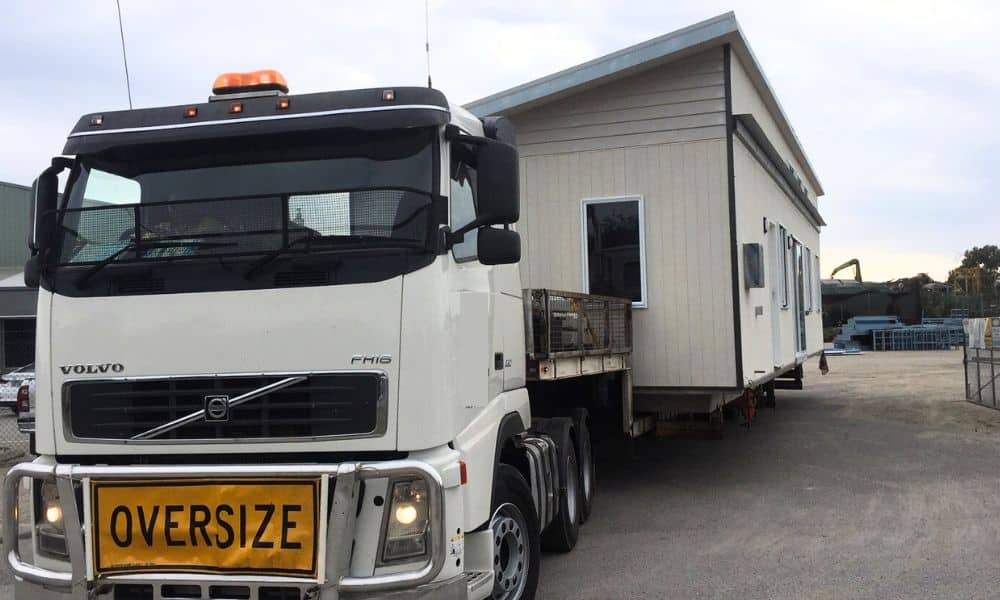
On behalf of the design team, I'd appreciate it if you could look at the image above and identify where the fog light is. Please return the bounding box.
[45,502,62,525]
[395,504,418,525]
[381,478,430,563]
[34,480,69,559]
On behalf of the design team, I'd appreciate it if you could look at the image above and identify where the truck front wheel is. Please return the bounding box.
[491,464,540,600]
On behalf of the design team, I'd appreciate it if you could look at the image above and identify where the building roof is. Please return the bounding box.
[465,12,823,196]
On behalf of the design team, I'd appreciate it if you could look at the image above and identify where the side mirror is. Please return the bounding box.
[475,139,519,226]
[477,227,520,265]
[30,157,72,254]
[23,255,40,289]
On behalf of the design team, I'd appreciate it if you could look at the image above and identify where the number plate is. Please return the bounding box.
[89,478,322,578]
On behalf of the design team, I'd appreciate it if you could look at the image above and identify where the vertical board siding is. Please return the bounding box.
[518,139,735,388]
[510,46,737,388]
[513,49,727,158]
[733,138,823,381]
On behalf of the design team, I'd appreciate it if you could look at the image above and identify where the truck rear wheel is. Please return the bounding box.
[537,419,580,552]
[574,413,596,523]
[491,464,540,600]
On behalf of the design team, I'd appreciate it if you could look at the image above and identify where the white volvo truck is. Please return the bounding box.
[3,71,635,600]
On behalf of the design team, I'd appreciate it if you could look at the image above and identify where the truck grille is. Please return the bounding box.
[65,372,386,441]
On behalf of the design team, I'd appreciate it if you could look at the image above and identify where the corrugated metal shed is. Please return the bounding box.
[0,181,31,269]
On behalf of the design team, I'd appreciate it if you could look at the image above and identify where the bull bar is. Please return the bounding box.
[2,459,447,598]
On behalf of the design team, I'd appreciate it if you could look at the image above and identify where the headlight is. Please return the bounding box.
[33,480,68,559]
[381,478,430,563]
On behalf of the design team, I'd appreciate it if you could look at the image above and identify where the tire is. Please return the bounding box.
[571,410,596,523]
[491,464,540,600]
[536,419,580,552]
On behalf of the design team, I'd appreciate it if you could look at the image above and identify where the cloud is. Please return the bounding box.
[1,0,996,283]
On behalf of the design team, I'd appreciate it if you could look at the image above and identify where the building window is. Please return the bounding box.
[450,160,478,262]
[814,253,822,311]
[779,225,790,308]
[804,247,813,312]
[2,319,35,370]
[581,196,647,307]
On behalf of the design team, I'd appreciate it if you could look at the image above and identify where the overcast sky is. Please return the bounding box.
[1,1,996,281]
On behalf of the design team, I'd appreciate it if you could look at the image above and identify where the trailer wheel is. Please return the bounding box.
[537,419,580,552]
[573,412,596,523]
[491,464,540,600]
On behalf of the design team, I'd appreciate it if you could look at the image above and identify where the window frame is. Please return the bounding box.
[814,253,822,312]
[779,225,790,309]
[579,194,648,309]
[804,246,813,313]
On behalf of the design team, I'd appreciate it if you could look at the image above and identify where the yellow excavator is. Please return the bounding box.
[830,258,862,283]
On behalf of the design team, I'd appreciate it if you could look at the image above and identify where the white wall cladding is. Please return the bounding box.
[512,49,728,158]
[729,53,819,203]
[516,140,736,388]
[510,48,737,388]
[733,137,823,384]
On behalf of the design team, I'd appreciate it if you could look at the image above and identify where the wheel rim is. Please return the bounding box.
[565,452,580,524]
[491,503,530,599]
[580,434,594,504]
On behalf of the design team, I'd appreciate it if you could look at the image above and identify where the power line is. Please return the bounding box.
[115,0,133,109]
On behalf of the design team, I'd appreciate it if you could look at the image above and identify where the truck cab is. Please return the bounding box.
[4,71,627,600]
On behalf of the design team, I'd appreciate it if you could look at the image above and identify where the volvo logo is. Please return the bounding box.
[59,363,125,375]
[204,395,230,422]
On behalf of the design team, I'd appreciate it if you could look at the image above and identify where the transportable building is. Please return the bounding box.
[467,12,825,413]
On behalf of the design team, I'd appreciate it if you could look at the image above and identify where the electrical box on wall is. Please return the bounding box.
[743,243,765,288]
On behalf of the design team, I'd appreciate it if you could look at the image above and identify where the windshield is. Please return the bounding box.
[55,129,437,266]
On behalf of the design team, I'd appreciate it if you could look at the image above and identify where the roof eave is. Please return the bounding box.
[464,12,824,197]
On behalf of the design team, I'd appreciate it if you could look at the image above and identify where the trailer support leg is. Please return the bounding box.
[764,382,776,409]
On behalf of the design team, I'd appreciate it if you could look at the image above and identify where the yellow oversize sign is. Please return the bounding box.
[90,478,321,578]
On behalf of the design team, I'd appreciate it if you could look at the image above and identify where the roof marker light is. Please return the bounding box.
[184,107,198,118]
[277,97,290,110]
[212,69,289,95]
[89,115,103,126]
[229,102,243,114]
[382,89,396,101]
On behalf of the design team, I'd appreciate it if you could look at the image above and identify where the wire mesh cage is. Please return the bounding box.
[524,289,632,359]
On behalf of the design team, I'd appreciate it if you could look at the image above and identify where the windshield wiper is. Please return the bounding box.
[75,239,237,288]
[244,234,425,280]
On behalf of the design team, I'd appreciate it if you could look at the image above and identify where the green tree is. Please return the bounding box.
[960,245,1000,271]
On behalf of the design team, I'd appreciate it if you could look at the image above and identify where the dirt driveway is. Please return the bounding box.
[539,349,1000,599]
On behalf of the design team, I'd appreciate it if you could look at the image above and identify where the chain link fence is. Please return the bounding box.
[0,410,29,464]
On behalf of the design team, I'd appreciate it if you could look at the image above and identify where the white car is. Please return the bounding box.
[0,363,34,412]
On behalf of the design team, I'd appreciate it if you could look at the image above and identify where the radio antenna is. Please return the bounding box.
[424,0,432,88]
[116,0,134,109]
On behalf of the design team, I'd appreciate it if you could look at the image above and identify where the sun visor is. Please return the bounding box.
[64,87,450,156]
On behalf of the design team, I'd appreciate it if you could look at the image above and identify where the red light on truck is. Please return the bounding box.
[212,69,289,95]
[459,460,468,485]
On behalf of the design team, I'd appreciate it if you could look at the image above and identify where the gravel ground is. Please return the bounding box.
[539,349,1000,599]
[2,350,999,598]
